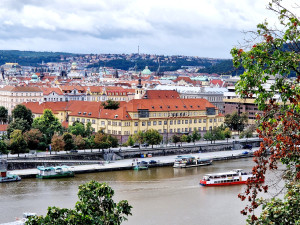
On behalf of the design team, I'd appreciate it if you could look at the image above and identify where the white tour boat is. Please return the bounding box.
[199,169,263,186]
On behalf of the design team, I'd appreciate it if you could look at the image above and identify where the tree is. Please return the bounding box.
[63,133,75,151]
[7,118,30,136]
[191,129,201,145]
[224,128,232,143]
[24,129,43,150]
[101,99,120,110]
[203,131,214,144]
[231,1,300,223]
[85,121,93,137]
[126,135,134,147]
[74,135,85,150]
[9,129,27,157]
[172,134,180,146]
[68,122,85,136]
[144,129,162,148]
[51,134,65,154]
[94,132,110,151]
[0,106,8,124]
[108,135,119,148]
[26,181,132,225]
[32,109,63,144]
[180,134,187,145]
[0,140,8,155]
[212,127,225,143]
[12,104,33,126]
[225,112,248,133]
[133,131,145,148]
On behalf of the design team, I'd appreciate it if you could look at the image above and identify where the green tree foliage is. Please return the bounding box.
[24,129,43,150]
[26,181,132,225]
[9,129,27,157]
[171,134,180,146]
[12,105,33,127]
[101,100,120,110]
[51,134,65,154]
[224,112,248,133]
[0,106,8,124]
[224,128,232,142]
[108,135,119,148]
[63,133,75,151]
[191,129,201,145]
[7,118,29,136]
[32,109,63,144]
[85,121,93,137]
[94,132,111,150]
[133,131,145,148]
[203,131,214,144]
[68,121,85,136]
[0,140,8,155]
[126,136,134,147]
[180,134,187,145]
[144,129,162,148]
[231,1,300,223]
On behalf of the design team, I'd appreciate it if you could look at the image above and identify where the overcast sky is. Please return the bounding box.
[0,0,297,58]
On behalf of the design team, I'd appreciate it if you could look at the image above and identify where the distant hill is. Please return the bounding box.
[0,50,74,66]
[0,50,243,75]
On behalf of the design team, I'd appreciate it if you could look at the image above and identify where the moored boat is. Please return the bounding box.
[0,159,21,183]
[173,155,212,168]
[199,169,263,186]
[36,165,74,179]
[0,171,21,183]
[133,162,148,170]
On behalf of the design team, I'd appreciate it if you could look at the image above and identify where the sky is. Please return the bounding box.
[0,0,296,58]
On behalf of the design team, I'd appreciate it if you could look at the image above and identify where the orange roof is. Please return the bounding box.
[145,90,180,99]
[0,85,42,92]
[41,87,63,95]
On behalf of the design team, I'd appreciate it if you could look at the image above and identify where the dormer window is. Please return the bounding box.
[167,106,170,108]
[78,112,81,115]
[190,105,193,108]
[83,112,87,115]
[159,106,162,109]
[88,112,92,116]
[183,105,186,108]
[152,106,154,109]
[175,106,178,108]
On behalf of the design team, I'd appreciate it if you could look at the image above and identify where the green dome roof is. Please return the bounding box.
[31,74,38,79]
[142,66,151,75]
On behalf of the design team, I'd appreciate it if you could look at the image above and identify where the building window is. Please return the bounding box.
[203,119,206,123]
[135,122,138,126]
[185,120,188,124]
[189,119,192,124]
[214,119,217,122]
[164,121,167,125]
[153,121,157,125]
[203,127,206,131]
[101,121,105,126]
[210,119,212,123]
[158,129,162,133]
[198,127,201,131]
[92,119,96,124]
[147,121,151,126]
[159,121,162,125]
[178,120,181,124]
[177,128,180,132]
[194,119,197,123]
[170,120,173,125]
[82,119,85,123]
[72,117,75,122]
[170,129,173,133]
[142,122,146,126]
[185,128,188,132]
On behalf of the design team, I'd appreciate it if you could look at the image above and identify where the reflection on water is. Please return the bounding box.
[0,158,280,225]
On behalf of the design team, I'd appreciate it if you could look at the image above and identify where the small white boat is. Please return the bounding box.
[36,165,74,179]
[0,171,21,183]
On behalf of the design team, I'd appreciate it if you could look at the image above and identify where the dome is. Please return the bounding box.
[31,74,38,79]
[142,66,152,75]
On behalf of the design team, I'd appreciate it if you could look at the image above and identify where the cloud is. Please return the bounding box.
[0,0,296,58]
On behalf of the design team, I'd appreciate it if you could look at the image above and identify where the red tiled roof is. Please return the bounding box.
[0,86,42,92]
[41,87,63,95]
[145,90,180,99]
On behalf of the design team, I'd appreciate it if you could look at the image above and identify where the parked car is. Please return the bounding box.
[142,143,149,147]
[149,160,157,164]
[70,149,78,153]
[242,144,252,149]
[131,144,140,148]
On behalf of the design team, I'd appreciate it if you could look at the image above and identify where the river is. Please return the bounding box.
[0,157,282,224]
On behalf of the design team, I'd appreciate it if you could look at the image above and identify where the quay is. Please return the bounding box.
[11,149,254,178]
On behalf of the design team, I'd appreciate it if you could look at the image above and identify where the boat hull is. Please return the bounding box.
[200,180,247,186]
[0,176,21,183]
[173,160,212,168]
[36,172,74,179]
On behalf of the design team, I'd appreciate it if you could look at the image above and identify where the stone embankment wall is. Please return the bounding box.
[7,139,261,170]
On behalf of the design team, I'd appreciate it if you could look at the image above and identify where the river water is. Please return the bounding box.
[0,158,282,225]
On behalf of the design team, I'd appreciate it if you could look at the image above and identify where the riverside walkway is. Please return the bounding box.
[11,148,254,178]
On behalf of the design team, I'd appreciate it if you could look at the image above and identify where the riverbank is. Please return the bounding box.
[11,149,254,178]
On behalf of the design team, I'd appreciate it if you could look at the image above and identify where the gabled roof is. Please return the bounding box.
[0,85,42,92]
[41,87,63,95]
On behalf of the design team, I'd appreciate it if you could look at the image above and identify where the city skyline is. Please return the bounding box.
[0,0,291,58]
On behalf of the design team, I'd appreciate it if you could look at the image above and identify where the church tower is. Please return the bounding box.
[134,72,144,99]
